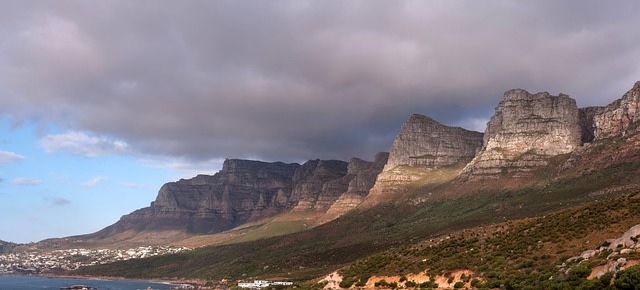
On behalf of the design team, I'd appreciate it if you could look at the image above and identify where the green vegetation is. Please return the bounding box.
[338,192,640,289]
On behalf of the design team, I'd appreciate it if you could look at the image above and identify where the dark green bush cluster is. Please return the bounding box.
[373,279,398,289]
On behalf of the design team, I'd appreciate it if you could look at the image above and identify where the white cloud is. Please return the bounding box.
[455,118,491,133]
[81,176,106,187]
[12,178,42,185]
[0,150,25,165]
[40,132,129,157]
[141,157,224,180]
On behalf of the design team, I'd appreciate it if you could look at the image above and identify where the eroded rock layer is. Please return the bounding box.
[463,89,582,176]
[92,155,386,237]
[594,81,640,139]
[92,160,301,236]
[384,114,484,171]
[321,152,389,221]
[366,115,483,201]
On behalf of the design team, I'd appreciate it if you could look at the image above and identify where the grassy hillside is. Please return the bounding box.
[339,192,640,289]
[75,134,640,283]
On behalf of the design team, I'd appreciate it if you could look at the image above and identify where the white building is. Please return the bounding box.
[237,280,293,288]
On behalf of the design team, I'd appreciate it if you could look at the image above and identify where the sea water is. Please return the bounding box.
[0,275,177,290]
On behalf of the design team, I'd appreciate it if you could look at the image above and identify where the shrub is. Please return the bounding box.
[404,280,416,287]
[470,278,481,287]
[614,264,640,289]
[599,272,612,286]
[339,277,356,288]
[374,280,389,288]
[453,281,465,288]
[576,279,605,290]
[570,265,591,280]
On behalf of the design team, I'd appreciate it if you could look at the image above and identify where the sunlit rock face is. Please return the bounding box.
[384,114,484,171]
[365,115,483,201]
[463,89,582,177]
[594,81,640,139]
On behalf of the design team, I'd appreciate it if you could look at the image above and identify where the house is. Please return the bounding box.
[237,280,293,288]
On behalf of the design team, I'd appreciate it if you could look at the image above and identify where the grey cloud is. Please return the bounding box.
[1,1,639,163]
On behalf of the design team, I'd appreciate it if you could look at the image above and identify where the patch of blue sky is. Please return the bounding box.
[0,119,172,243]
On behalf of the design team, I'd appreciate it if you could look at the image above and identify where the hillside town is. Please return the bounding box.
[0,246,189,274]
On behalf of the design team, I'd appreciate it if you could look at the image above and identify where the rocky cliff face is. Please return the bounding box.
[579,106,605,143]
[93,155,386,237]
[93,159,301,236]
[463,89,582,177]
[365,115,483,201]
[594,81,640,139]
[321,152,389,221]
[290,159,350,212]
[384,114,484,171]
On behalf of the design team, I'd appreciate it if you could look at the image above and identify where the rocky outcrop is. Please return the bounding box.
[563,224,640,279]
[321,152,389,221]
[291,159,349,212]
[92,154,387,237]
[92,159,301,236]
[384,114,484,171]
[594,81,640,139]
[364,115,482,201]
[463,89,582,176]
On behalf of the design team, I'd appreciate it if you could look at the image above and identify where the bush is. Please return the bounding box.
[453,281,465,288]
[570,265,591,280]
[470,278,481,287]
[615,264,640,289]
[576,279,605,290]
[374,280,389,288]
[339,277,355,288]
[404,280,416,287]
[599,272,613,286]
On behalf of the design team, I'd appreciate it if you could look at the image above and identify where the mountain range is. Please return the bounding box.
[24,81,640,286]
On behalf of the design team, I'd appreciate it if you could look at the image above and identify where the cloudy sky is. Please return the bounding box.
[0,1,639,243]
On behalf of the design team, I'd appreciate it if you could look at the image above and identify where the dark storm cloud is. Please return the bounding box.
[0,1,639,162]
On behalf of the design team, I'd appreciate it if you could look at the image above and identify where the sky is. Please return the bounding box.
[0,1,639,243]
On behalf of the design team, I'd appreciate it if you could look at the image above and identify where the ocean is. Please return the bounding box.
[0,275,178,290]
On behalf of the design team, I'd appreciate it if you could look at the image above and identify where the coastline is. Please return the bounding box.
[28,273,205,288]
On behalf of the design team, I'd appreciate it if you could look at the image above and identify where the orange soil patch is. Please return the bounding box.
[365,269,481,289]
